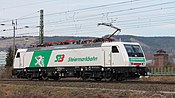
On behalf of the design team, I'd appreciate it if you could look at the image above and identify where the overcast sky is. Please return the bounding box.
[0,0,175,37]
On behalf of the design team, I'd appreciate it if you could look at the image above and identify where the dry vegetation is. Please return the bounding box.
[1,68,175,98]
[0,67,12,79]
[140,75,175,81]
[0,84,174,98]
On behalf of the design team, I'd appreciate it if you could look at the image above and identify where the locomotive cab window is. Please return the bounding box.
[124,44,144,57]
[16,52,20,58]
[112,46,119,53]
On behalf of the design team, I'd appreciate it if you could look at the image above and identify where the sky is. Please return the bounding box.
[0,0,175,37]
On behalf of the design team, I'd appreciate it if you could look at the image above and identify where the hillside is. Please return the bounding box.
[0,36,96,51]
[113,35,175,54]
[1,35,175,55]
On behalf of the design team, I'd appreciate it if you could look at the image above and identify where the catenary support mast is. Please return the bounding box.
[39,10,44,44]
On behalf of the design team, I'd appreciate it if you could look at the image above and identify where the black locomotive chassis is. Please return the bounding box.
[12,66,148,81]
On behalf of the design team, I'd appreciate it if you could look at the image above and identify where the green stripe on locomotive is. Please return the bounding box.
[29,50,52,67]
[129,58,145,62]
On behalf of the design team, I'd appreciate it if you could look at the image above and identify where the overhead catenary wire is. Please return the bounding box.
[1,0,175,37]
[9,18,175,37]
[1,0,58,10]
[1,13,175,31]
[43,10,175,30]
[24,18,175,35]
[0,0,173,24]
[43,2,175,25]
[16,5,175,26]
[0,0,168,23]
[44,8,175,27]
[42,18,175,34]
[0,0,143,23]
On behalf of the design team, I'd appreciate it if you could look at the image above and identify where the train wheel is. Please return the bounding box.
[104,73,114,81]
[42,73,48,80]
[26,74,33,80]
[105,76,114,81]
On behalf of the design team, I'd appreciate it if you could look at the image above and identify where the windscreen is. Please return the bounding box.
[124,44,144,57]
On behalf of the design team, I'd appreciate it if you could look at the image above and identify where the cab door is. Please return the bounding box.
[13,52,21,68]
[111,46,125,66]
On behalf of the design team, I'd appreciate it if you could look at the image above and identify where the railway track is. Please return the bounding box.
[0,78,175,85]
[0,78,175,93]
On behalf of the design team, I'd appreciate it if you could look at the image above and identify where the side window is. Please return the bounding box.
[16,52,20,58]
[112,46,119,53]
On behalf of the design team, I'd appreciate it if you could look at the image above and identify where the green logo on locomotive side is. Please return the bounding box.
[29,50,52,67]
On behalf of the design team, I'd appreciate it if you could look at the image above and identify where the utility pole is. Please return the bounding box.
[39,9,44,44]
[12,19,17,56]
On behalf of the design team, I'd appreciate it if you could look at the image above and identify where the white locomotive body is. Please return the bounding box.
[12,41,147,81]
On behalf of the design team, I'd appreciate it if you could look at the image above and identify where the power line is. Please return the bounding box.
[0,25,39,33]
[0,0,174,24]
[10,18,175,37]
[43,17,175,34]
[0,0,154,23]
[0,0,142,23]
[43,3,175,25]
[1,0,175,37]
[2,0,58,10]
[45,0,175,20]
[5,12,174,36]
[45,0,144,16]
[44,7,175,27]
[17,11,39,19]
[21,0,155,24]
[44,12,175,29]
